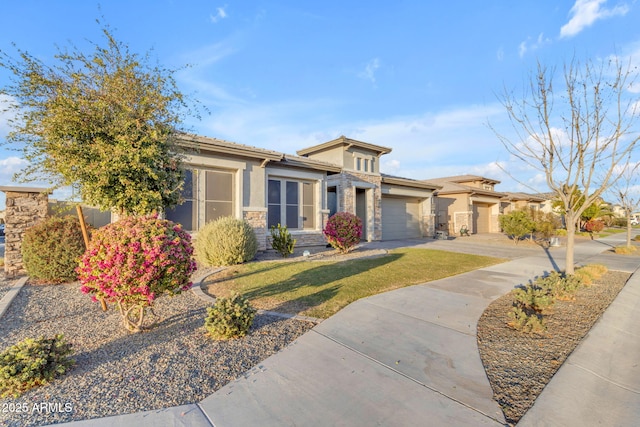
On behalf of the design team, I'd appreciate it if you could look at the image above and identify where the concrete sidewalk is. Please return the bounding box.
[50,233,640,427]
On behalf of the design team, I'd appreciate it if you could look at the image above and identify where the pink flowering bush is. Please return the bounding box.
[77,215,197,332]
[323,212,363,254]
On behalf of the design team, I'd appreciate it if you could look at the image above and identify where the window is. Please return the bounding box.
[370,158,375,173]
[268,178,315,229]
[364,159,369,172]
[205,170,234,222]
[165,168,235,232]
[165,169,197,231]
[355,158,362,171]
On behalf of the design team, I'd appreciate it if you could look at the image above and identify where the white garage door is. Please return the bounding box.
[381,197,421,240]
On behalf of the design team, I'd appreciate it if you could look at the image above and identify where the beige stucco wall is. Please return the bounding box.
[302,146,345,168]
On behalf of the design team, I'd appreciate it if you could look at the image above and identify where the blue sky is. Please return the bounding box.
[1,0,640,210]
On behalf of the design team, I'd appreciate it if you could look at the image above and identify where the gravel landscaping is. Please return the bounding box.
[0,278,314,427]
[477,270,630,426]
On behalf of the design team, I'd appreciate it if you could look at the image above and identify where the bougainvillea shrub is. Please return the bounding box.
[323,212,363,254]
[77,215,197,332]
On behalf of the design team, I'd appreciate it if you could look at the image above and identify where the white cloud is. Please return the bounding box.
[210,6,228,23]
[357,58,381,85]
[496,47,504,61]
[518,33,551,58]
[560,0,629,38]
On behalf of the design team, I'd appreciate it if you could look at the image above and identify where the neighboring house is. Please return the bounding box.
[501,192,547,214]
[426,175,506,235]
[167,134,440,249]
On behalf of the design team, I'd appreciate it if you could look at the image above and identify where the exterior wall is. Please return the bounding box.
[344,147,381,173]
[3,191,49,277]
[436,194,471,235]
[302,147,345,168]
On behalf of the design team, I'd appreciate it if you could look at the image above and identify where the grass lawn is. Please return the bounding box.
[203,248,504,319]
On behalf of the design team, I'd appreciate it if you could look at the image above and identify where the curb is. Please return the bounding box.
[0,276,28,319]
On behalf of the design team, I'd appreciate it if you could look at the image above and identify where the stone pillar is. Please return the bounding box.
[0,187,50,278]
[243,207,268,251]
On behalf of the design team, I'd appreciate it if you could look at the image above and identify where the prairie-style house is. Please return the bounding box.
[167,134,441,249]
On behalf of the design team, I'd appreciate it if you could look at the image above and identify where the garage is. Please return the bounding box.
[473,202,491,234]
[381,196,422,240]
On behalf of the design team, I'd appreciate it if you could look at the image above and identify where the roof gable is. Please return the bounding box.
[296,135,392,157]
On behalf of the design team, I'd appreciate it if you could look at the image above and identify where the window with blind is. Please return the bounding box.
[267,178,315,229]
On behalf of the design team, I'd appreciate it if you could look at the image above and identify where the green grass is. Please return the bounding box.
[204,248,504,318]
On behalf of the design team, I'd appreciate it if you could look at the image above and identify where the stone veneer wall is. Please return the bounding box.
[331,171,382,241]
[3,190,49,277]
[243,208,268,251]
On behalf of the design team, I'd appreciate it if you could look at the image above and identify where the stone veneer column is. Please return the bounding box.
[243,208,268,251]
[0,187,50,277]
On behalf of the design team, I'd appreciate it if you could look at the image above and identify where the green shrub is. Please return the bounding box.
[195,217,258,266]
[77,215,197,332]
[323,212,363,254]
[508,307,546,333]
[270,223,296,258]
[205,293,257,340]
[0,335,74,398]
[513,282,555,313]
[535,271,582,300]
[22,216,87,283]
[499,210,534,245]
[556,229,567,236]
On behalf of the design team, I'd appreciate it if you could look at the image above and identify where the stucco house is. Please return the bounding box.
[501,192,547,214]
[167,134,440,250]
[426,175,506,235]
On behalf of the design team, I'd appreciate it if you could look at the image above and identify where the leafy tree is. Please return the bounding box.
[0,25,195,215]
[494,58,640,273]
[499,210,534,245]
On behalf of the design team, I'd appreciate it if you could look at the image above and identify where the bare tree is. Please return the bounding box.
[494,58,640,274]
[613,163,640,247]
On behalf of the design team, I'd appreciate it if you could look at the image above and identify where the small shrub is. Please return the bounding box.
[77,215,197,332]
[508,307,546,333]
[614,245,638,255]
[634,235,640,242]
[575,264,608,284]
[499,210,534,245]
[323,212,363,254]
[556,229,567,236]
[270,223,296,258]
[535,271,582,300]
[513,282,555,313]
[195,217,258,266]
[205,293,257,340]
[0,335,74,398]
[22,216,87,283]
[584,219,605,234]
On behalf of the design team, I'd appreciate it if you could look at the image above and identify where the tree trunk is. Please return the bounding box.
[627,211,632,248]
[565,213,577,275]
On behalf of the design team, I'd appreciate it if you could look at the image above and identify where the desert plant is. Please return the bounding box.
[22,216,87,283]
[575,264,608,285]
[499,210,534,245]
[513,282,555,313]
[77,215,197,332]
[535,271,582,300]
[194,217,258,266]
[270,223,296,258]
[508,306,546,333]
[205,293,257,340]
[0,334,74,398]
[323,212,363,254]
